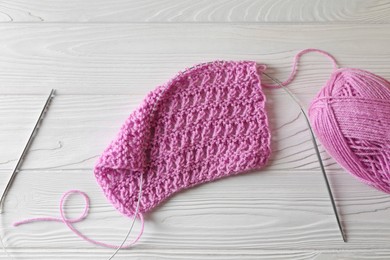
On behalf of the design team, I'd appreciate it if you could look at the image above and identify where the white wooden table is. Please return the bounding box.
[1,1,390,259]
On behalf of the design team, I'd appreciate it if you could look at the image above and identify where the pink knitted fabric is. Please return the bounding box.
[94,61,271,217]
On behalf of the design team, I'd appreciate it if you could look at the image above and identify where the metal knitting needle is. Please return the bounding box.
[263,73,347,243]
[0,89,55,213]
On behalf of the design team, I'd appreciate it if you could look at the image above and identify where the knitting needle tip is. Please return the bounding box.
[339,223,347,243]
[342,232,347,243]
[0,89,55,213]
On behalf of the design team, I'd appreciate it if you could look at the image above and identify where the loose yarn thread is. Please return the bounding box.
[13,189,144,249]
[261,48,338,88]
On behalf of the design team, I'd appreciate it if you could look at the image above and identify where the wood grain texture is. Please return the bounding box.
[1,169,390,251]
[0,0,389,23]
[3,249,390,260]
[0,1,390,259]
[0,24,390,95]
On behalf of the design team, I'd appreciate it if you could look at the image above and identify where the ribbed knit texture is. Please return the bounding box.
[94,61,271,217]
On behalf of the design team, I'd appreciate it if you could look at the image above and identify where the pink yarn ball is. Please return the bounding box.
[309,68,390,192]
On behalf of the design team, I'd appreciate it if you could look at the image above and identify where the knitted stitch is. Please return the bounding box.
[94,61,271,217]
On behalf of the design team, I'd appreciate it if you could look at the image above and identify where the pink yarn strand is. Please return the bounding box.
[13,190,144,249]
[262,48,339,88]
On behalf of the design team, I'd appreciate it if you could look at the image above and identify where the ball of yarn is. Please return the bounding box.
[309,68,390,192]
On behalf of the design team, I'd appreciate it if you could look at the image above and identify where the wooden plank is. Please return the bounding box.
[0,8,389,259]
[0,169,389,250]
[0,0,389,23]
[0,93,343,171]
[2,248,390,260]
[0,24,389,95]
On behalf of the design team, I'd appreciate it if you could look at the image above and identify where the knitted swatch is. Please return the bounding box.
[94,61,271,217]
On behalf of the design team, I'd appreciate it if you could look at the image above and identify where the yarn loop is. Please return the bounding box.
[13,190,145,249]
